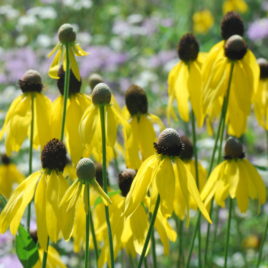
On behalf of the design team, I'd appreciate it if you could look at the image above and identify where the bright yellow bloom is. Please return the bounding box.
[201,139,266,212]
[48,24,88,80]
[79,84,125,163]
[253,58,268,130]
[223,0,248,14]
[0,92,52,155]
[53,93,91,163]
[167,34,206,127]
[193,10,214,34]
[125,129,211,222]
[0,155,24,199]
[59,158,111,240]
[34,246,66,268]
[202,36,259,137]
[0,139,69,249]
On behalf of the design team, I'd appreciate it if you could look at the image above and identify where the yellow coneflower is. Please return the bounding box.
[192,10,214,34]
[202,12,259,137]
[201,138,266,212]
[98,169,176,268]
[123,85,164,169]
[52,67,91,164]
[0,139,69,250]
[0,154,24,199]
[167,33,204,127]
[0,70,52,155]
[79,83,125,163]
[223,0,248,14]
[253,58,268,130]
[48,24,88,80]
[124,128,211,222]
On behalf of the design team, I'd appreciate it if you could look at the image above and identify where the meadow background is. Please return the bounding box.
[0,0,268,267]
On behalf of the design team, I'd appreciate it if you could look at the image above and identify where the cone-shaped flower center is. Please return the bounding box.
[224,137,245,159]
[119,169,136,197]
[58,23,76,43]
[125,84,148,116]
[177,33,199,63]
[180,135,193,161]
[258,58,268,79]
[221,11,244,40]
[1,154,11,165]
[76,158,96,184]
[224,35,247,60]
[19,69,43,93]
[57,66,81,95]
[154,128,183,157]
[92,83,111,105]
[41,138,67,172]
[89,73,104,91]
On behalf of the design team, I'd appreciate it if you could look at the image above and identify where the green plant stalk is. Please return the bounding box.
[255,130,268,268]
[151,229,157,268]
[204,62,235,267]
[176,218,184,267]
[89,203,99,267]
[190,111,202,268]
[224,198,233,268]
[138,195,160,268]
[42,237,50,268]
[85,183,90,268]
[99,105,114,268]
[186,212,201,268]
[60,43,71,142]
[27,93,35,231]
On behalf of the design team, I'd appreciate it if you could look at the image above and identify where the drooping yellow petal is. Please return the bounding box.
[74,43,89,56]
[48,48,62,79]
[124,155,157,217]
[69,46,80,81]
[0,171,40,234]
[90,179,112,206]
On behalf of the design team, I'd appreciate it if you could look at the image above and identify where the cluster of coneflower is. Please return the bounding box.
[0,11,267,268]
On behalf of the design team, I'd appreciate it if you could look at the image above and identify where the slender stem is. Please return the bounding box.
[89,204,99,267]
[99,105,114,268]
[224,198,233,268]
[190,111,202,268]
[85,183,90,268]
[41,237,50,268]
[256,130,268,268]
[138,195,161,268]
[151,229,157,268]
[176,219,184,267]
[27,94,35,231]
[60,43,70,142]
[186,212,201,268]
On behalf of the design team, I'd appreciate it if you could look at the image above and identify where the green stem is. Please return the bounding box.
[176,219,184,267]
[204,62,235,267]
[190,111,202,268]
[60,43,70,142]
[89,203,99,267]
[27,93,34,231]
[224,198,233,268]
[186,212,201,268]
[99,105,114,268]
[138,195,160,268]
[256,130,268,268]
[85,183,90,268]
[42,237,49,268]
[151,229,157,268]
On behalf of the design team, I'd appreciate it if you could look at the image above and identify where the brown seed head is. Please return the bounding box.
[221,12,244,40]
[224,137,245,159]
[19,69,43,93]
[224,35,247,61]
[118,169,136,197]
[177,33,199,63]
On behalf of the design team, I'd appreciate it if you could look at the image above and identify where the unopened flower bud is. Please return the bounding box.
[92,83,111,105]
[76,158,96,184]
[58,24,76,43]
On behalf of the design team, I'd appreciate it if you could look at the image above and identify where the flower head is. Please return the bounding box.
[48,23,88,80]
[167,33,204,126]
[0,139,69,249]
[201,138,266,212]
[0,70,52,155]
[124,128,211,222]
